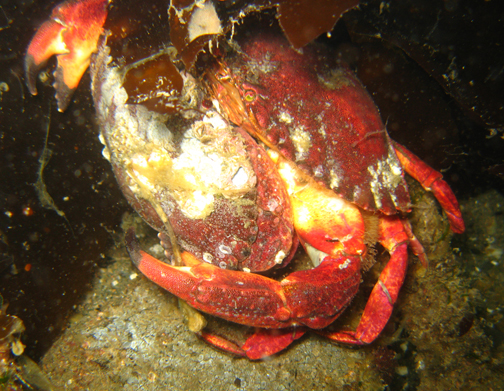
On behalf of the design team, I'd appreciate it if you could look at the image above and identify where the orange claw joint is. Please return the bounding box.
[267,150,367,259]
[392,141,465,234]
[24,0,109,112]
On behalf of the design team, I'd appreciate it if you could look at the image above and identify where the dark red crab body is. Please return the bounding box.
[212,32,411,216]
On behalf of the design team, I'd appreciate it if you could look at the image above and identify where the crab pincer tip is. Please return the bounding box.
[24,54,39,96]
[24,19,67,96]
[53,65,76,112]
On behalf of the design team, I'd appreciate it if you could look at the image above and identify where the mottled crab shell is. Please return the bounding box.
[209,31,411,216]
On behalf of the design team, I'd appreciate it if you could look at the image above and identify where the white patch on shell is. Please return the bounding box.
[329,167,342,190]
[313,165,324,178]
[267,197,279,212]
[218,244,232,255]
[290,125,312,161]
[317,67,354,90]
[145,118,174,150]
[173,112,255,195]
[175,190,214,220]
[278,110,293,124]
[367,145,405,210]
[188,1,221,43]
[274,250,287,265]
[203,253,214,263]
[98,133,111,161]
[231,167,248,187]
[203,109,227,129]
[304,242,328,267]
[98,132,106,145]
[317,123,327,138]
[275,160,297,196]
[167,110,256,219]
[101,145,111,161]
[338,258,352,269]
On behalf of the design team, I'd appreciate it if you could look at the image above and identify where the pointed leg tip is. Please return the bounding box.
[319,329,367,345]
[24,55,39,96]
[24,19,67,95]
[53,60,85,112]
[54,84,75,112]
[197,331,247,358]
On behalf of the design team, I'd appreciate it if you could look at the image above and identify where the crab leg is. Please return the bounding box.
[197,327,309,359]
[25,0,108,112]
[320,216,411,345]
[392,141,465,234]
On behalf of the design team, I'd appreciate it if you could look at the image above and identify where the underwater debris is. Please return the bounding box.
[33,108,74,236]
[0,294,54,390]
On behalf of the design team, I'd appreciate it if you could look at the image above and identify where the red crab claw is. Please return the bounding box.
[125,228,361,359]
[25,0,108,112]
[392,141,465,234]
[319,216,416,345]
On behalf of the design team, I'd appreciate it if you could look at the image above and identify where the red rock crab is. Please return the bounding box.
[24,0,464,359]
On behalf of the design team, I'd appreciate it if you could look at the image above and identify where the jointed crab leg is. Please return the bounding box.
[198,326,308,359]
[392,141,465,234]
[25,19,67,91]
[320,216,412,345]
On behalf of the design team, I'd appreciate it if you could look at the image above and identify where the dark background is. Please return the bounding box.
[0,0,128,360]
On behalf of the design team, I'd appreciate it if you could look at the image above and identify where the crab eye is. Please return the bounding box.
[243,89,256,102]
